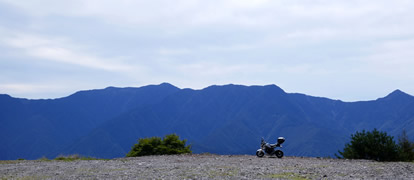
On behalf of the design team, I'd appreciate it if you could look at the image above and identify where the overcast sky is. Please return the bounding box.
[0,0,413,101]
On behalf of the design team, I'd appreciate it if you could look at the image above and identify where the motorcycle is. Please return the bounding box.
[256,137,285,158]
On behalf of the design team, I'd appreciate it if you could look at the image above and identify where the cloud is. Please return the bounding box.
[178,62,267,76]
[0,0,271,27]
[3,0,414,38]
[1,32,133,72]
[1,0,414,100]
[0,83,69,99]
[158,48,192,56]
[363,38,414,77]
[0,0,397,27]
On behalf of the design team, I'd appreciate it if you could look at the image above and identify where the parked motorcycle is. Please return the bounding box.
[256,137,285,158]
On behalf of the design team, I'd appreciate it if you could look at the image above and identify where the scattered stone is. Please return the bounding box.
[1,154,413,179]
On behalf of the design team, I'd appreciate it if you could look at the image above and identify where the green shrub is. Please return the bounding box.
[397,130,414,162]
[126,134,191,157]
[337,129,399,161]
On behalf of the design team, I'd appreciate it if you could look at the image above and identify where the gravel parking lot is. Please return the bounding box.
[1,154,414,179]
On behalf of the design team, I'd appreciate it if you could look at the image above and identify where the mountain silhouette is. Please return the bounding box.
[1,83,413,160]
[0,83,179,159]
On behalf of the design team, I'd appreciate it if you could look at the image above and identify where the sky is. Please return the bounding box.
[0,0,414,101]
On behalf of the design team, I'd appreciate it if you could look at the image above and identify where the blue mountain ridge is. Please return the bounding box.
[1,83,413,160]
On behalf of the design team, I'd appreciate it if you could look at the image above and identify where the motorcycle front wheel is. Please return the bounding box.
[256,150,264,158]
[275,150,284,158]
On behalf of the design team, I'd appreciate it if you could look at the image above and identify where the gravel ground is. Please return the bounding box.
[1,154,414,179]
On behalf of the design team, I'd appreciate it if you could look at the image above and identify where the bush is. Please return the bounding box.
[397,130,414,162]
[126,134,191,157]
[337,129,399,161]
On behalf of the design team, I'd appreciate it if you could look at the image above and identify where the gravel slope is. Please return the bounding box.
[1,154,414,179]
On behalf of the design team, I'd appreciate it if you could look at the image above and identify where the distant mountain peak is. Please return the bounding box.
[104,86,117,90]
[387,89,410,97]
[381,89,413,101]
[392,89,404,94]
[159,82,178,88]
[264,84,285,91]
[103,82,178,90]
[0,94,11,98]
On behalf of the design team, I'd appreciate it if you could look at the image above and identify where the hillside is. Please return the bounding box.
[1,83,414,160]
[0,83,179,160]
[1,154,414,179]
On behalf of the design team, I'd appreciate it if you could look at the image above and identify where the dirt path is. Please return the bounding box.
[1,154,413,179]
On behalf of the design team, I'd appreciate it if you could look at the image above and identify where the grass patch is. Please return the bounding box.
[283,166,306,171]
[337,173,347,177]
[54,154,106,161]
[264,172,309,180]
[17,175,51,180]
[37,156,51,162]
[1,155,107,164]
[0,160,21,164]
[208,166,239,178]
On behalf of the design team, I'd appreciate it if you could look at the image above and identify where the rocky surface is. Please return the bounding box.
[1,154,414,179]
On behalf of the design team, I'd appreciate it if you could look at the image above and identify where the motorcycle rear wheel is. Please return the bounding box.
[275,150,283,158]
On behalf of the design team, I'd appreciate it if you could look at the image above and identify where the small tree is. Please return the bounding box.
[397,129,414,161]
[126,134,191,157]
[162,134,191,154]
[337,129,399,161]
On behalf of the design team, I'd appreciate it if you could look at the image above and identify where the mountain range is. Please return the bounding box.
[1,83,413,160]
